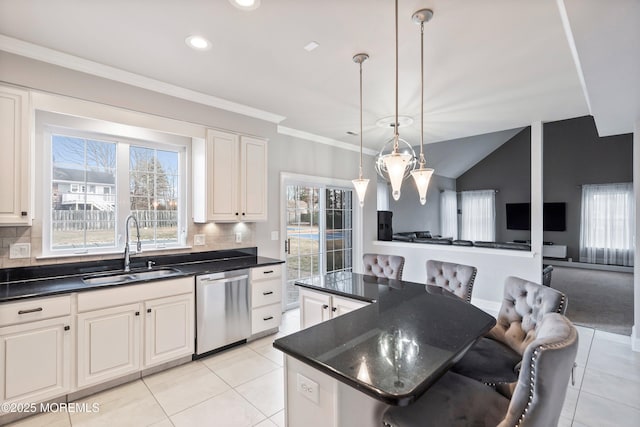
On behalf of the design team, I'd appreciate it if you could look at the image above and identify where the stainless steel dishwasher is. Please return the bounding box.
[195,269,251,357]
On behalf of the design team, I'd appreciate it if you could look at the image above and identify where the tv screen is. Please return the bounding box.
[505,202,566,231]
[506,203,530,230]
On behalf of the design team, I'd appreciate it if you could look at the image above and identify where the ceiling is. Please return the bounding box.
[0,0,637,155]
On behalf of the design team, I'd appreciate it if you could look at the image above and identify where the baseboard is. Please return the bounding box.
[471,298,500,317]
[633,326,640,353]
[546,260,633,273]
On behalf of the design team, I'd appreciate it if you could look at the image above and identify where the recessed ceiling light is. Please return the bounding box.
[185,35,212,51]
[304,41,320,52]
[229,0,261,11]
[376,115,414,128]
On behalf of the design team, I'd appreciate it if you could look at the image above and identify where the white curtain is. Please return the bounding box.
[460,190,495,241]
[580,183,635,266]
[440,190,458,239]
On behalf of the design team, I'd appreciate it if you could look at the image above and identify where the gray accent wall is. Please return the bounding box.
[388,174,456,235]
[543,116,633,261]
[457,127,532,243]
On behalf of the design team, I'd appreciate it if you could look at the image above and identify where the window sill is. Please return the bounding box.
[36,245,193,260]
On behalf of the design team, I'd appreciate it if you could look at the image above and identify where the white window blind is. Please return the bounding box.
[440,190,458,239]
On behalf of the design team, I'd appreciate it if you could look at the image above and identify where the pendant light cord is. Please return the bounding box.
[394,0,399,150]
[359,59,364,179]
[419,20,425,166]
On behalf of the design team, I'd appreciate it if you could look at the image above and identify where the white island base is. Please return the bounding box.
[283,355,390,427]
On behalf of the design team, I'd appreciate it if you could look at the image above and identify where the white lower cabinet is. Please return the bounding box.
[144,294,194,367]
[299,288,368,329]
[0,315,72,405]
[76,277,194,388]
[250,265,283,335]
[76,303,141,388]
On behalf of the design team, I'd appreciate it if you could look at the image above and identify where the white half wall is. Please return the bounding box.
[372,240,538,307]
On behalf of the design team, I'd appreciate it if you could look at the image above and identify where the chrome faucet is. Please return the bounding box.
[124,214,142,272]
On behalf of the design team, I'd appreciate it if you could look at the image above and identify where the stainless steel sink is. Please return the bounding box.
[129,268,181,281]
[82,267,181,286]
[82,273,135,286]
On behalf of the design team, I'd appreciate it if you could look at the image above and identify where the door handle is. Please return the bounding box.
[263,291,274,295]
[263,316,274,321]
[332,307,337,312]
[285,238,291,254]
[322,304,329,309]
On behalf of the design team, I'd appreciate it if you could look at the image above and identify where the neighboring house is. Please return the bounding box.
[52,167,116,211]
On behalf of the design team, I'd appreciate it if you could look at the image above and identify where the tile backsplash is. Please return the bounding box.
[0,219,256,269]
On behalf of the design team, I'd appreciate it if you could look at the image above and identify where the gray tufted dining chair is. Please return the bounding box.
[382,312,578,427]
[362,254,405,280]
[451,275,567,386]
[425,260,477,303]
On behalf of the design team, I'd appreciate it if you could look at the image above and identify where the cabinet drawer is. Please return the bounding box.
[251,264,282,281]
[251,304,281,334]
[0,295,71,327]
[252,279,282,308]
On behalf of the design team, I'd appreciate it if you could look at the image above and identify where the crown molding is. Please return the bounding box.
[277,126,377,156]
[0,35,286,124]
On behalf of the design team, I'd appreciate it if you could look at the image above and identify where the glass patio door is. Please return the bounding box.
[284,183,354,309]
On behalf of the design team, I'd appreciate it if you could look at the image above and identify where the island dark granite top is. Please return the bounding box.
[0,247,283,302]
[273,272,496,406]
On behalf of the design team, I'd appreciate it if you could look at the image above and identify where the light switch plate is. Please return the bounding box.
[235,232,242,243]
[9,243,31,259]
[194,234,205,246]
[296,373,319,404]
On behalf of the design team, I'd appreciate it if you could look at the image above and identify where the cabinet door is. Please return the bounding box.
[77,303,141,388]
[0,85,30,225]
[144,294,194,367]
[0,316,71,404]
[207,129,240,221]
[299,289,331,329]
[332,296,368,318]
[240,136,267,221]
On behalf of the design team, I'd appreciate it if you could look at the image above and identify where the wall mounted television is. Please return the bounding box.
[505,202,566,231]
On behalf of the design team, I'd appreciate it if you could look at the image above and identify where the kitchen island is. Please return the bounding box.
[273,272,496,427]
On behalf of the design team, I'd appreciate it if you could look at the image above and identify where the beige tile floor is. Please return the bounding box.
[6,310,640,427]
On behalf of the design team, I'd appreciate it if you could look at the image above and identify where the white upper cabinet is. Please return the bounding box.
[0,85,31,226]
[193,129,267,222]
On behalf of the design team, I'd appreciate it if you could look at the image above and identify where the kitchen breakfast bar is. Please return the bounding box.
[273,273,496,427]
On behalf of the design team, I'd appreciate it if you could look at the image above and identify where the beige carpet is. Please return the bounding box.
[550,265,634,336]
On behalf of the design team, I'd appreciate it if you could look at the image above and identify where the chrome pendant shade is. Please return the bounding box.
[410,8,435,205]
[352,53,370,207]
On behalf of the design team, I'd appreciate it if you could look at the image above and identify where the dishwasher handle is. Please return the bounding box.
[198,274,249,283]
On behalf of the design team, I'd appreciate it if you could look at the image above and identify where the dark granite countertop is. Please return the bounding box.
[0,247,283,303]
[273,272,496,406]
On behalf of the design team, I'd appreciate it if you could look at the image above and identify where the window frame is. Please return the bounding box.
[40,118,188,258]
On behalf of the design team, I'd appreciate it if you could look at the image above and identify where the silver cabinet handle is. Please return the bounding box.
[18,307,43,315]
[263,291,274,295]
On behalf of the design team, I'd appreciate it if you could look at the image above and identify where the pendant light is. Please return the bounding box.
[410,8,435,205]
[352,53,370,207]
[381,0,415,201]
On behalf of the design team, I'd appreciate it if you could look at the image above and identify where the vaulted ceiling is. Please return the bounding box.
[1,0,637,154]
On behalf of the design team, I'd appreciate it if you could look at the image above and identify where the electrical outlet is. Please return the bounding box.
[235,232,242,243]
[296,373,319,404]
[194,234,205,246]
[9,243,31,259]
